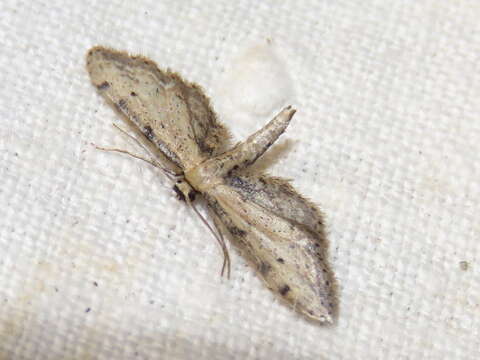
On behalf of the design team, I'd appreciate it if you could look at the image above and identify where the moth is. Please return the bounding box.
[86,46,335,323]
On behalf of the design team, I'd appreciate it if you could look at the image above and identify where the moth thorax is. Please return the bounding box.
[173,179,196,202]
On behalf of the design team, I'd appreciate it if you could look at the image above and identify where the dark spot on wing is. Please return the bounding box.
[117,99,128,112]
[228,226,246,237]
[173,185,185,201]
[143,125,154,140]
[205,196,227,217]
[229,176,257,196]
[130,91,137,96]
[258,262,271,275]
[97,81,110,90]
[279,285,290,296]
[276,258,285,264]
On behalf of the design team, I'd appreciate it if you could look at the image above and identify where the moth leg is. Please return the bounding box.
[95,123,180,180]
[190,202,231,278]
[212,215,231,279]
[95,145,159,168]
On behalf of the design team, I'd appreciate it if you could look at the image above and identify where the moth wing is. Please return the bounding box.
[206,174,335,323]
[86,46,229,169]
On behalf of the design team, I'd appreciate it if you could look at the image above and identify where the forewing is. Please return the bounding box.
[206,174,335,323]
[86,46,229,169]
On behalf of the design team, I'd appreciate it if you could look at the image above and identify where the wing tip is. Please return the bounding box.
[303,305,335,325]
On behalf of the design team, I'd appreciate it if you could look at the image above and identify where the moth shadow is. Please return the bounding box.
[247,138,296,174]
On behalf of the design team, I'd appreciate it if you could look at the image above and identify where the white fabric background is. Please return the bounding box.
[1,1,478,359]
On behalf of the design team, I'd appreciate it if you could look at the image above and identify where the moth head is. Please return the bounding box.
[173,179,197,203]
